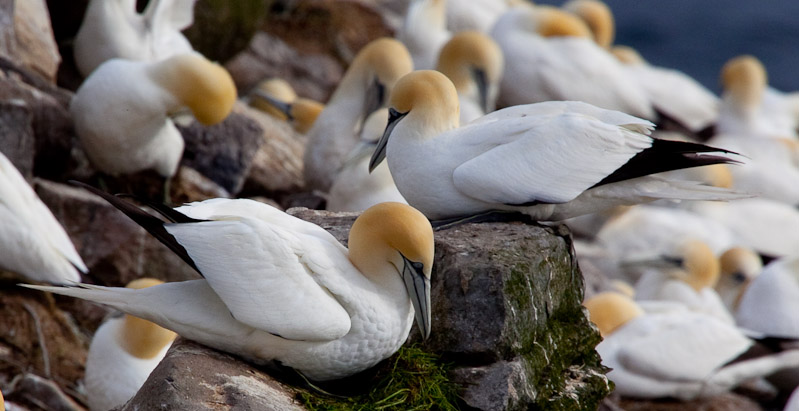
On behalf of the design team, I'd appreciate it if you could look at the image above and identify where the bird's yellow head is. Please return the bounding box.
[390,70,460,127]
[436,31,504,105]
[611,45,646,65]
[677,240,721,292]
[532,6,593,39]
[289,98,325,134]
[249,78,297,119]
[721,55,767,106]
[153,53,237,125]
[562,0,615,48]
[119,278,177,359]
[348,202,434,338]
[583,291,643,337]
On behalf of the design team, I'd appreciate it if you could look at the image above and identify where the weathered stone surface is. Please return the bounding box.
[34,179,200,286]
[171,165,231,204]
[178,104,265,196]
[4,373,85,411]
[239,104,307,203]
[0,100,35,179]
[451,360,529,411]
[225,31,343,103]
[120,339,305,411]
[0,0,61,82]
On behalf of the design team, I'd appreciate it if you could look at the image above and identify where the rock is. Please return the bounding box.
[4,373,85,411]
[178,104,265,196]
[0,0,61,82]
[225,31,343,103]
[34,179,200,286]
[183,0,267,64]
[451,361,530,411]
[616,391,765,411]
[170,166,231,204]
[120,339,305,411]
[0,100,35,179]
[238,104,307,203]
[0,286,88,408]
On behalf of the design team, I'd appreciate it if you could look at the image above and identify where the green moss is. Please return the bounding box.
[497,230,611,410]
[297,345,461,411]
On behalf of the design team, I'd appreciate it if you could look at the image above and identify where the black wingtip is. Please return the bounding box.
[591,139,741,188]
[70,180,203,274]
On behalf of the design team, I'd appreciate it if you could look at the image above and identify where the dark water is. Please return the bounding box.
[537,0,799,94]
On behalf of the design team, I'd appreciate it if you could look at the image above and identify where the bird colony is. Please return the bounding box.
[3,0,799,409]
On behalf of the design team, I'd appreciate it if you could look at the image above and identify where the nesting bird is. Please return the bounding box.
[435,31,504,124]
[369,70,741,222]
[0,151,87,284]
[397,0,450,70]
[735,256,799,339]
[84,278,177,411]
[715,246,763,313]
[27,186,434,381]
[248,78,325,135]
[490,5,654,118]
[74,0,198,77]
[303,38,413,192]
[70,53,236,180]
[585,291,799,400]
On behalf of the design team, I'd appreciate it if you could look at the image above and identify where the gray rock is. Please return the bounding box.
[34,179,200,286]
[0,99,35,179]
[178,104,265,196]
[5,373,84,411]
[239,104,307,203]
[119,339,305,411]
[0,0,61,82]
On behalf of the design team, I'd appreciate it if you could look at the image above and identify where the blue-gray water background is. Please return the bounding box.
[538,0,799,94]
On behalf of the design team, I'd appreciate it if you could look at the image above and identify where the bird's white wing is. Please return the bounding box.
[143,0,198,31]
[165,217,352,342]
[615,313,752,382]
[0,153,87,274]
[452,105,652,204]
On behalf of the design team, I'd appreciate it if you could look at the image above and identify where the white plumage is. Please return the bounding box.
[0,151,86,284]
[27,198,434,381]
[735,256,799,339]
[74,0,197,77]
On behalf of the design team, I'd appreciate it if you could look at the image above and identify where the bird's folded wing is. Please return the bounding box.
[452,111,652,205]
[144,0,197,32]
[616,314,752,382]
[166,218,352,342]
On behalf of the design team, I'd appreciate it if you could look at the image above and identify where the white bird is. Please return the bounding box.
[685,198,799,258]
[444,0,513,33]
[27,187,434,382]
[74,0,197,77]
[397,0,450,70]
[715,246,763,313]
[303,38,413,192]
[84,278,177,411]
[717,55,799,139]
[369,70,742,223]
[70,53,237,179]
[612,45,719,133]
[0,151,87,284]
[584,291,799,400]
[490,6,654,119]
[735,256,799,339]
[632,239,735,324]
[435,30,504,124]
[326,109,407,212]
[249,83,325,135]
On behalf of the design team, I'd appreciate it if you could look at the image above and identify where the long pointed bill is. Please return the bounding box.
[369,108,406,173]
[401,255,431,339]
[471,67,489,114]
[251,90,294,120]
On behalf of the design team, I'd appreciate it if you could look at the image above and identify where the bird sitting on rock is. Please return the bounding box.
[369,70,744,224]
[26,184,434,381]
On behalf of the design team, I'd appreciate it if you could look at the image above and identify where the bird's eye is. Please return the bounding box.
[663,256,684,267]
[732,272,747,283]
[411,261,424,272]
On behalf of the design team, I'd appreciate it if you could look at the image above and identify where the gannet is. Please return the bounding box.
[247,78,298,120]
[444,0,513,33]
[369,70,742,222]
[27,187,434,381]
[490,6,654,119]
[326,109,407,212]
[612,45,720,133]
[585,292,799,400]
[717,55,799,139]
[249,90,324,135]
[562,0,615,49]
[0,151,87,284]
[435,31,504,124]
[735,256,799,339]
[85,278,177,411]
[632,239,735,324]
[70,53,236,179]
[397,0,450,70]
[74,0,198,77]
[303,38,413,192]
[715,246,762,313]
